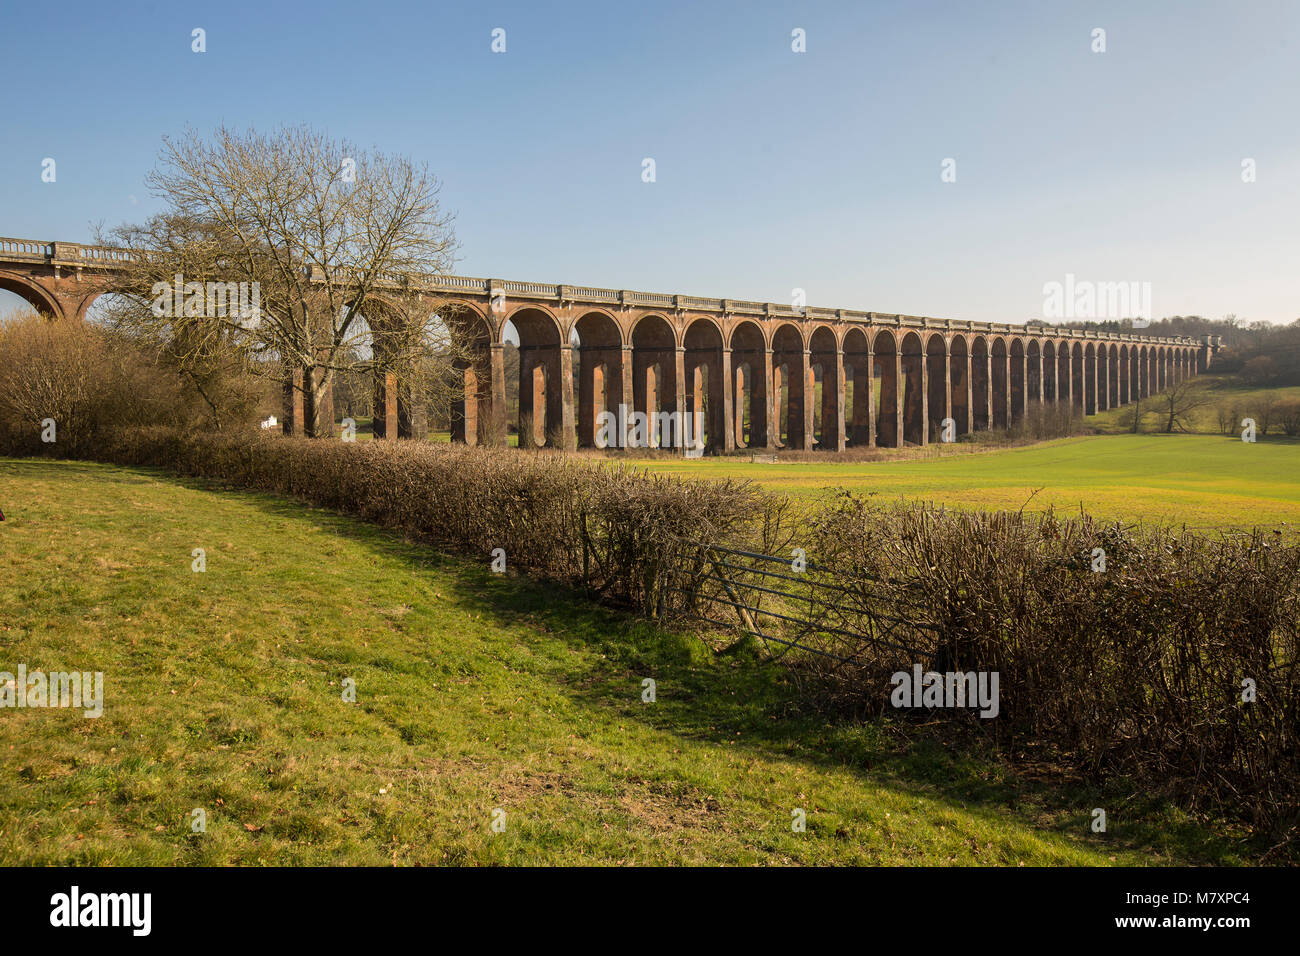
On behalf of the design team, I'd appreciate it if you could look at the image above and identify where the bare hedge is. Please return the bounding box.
[804,497,1300,836]
[87,427,795,613]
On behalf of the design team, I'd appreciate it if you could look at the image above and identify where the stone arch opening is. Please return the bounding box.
[343,294,446,442]
[809,325,840,450]
[630,314,677,449]
[1042,341,1057,403]
[1084,343,1097,415]
[0,274,64,320]
[730,320,767,448]
[872,330,900,447]
[1108,345,1120,408]
[1010,338,1026,422]
[1119,345,1130,404]
[970,336,990,431]
[1071,343,1085,412]
[574,311,624,448]
[1057,341,1072,407]
[772,323,806,449]
[1026,340,1041,410]
[843,327,871,445]
[446,304,495,445]
[925,334,946,442]
[900,331,925,445]
[505,307,564,448]
[684,317,724,451]
[1040,340,1050,403]
[991,338,1008,428]
[949,335,970,436]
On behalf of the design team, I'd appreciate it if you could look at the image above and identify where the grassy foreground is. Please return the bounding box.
[638,433,1300,531]
[0,457,1260,865]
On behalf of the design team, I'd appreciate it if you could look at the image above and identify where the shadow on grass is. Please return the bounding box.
[2,457,1276,864]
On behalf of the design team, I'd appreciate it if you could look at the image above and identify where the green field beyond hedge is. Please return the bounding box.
[0,458,1257,865]
[639,434,1300,531]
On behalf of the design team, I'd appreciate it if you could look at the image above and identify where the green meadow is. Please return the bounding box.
[636,434,1300,531]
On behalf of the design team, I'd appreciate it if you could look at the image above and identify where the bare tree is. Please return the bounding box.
[1255,394,1281,436]
[1278,399,1300,437]
[99,125,461,436]
[1125,390,1145,433]
[1157,380,1212,433]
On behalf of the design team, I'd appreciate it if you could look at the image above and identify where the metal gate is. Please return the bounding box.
[659,539,936,670]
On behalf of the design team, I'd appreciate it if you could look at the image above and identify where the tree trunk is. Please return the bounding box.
[306,365,335,438]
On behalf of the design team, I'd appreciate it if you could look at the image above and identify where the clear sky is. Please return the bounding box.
[1,0,1297,324]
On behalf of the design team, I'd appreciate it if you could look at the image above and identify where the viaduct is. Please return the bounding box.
[1,236,1219,452]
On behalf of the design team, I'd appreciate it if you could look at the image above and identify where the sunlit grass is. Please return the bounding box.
[635,434,1300,531]
[0,457,1257,865]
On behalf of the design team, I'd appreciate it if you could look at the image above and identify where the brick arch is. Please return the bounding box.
[729,320,769,449]
[629,311,675,346]
[1083,342,1097,415]
[804,321,836,347]
[682,317,725,451]
[571,307,626,348]
[842,326,873,445]
[900,330,926,444]
[1041,339,1057,403]
[446,303,497,447]
[808,326,841,450]
[1010,337,1027,421]
[989,336,1009,428]
[918,328,948,356]
[924,332,948,441]
[1106,343,1120,408]
[502,304,563,347]
[572,310,624,449]
[437,298,492,337]
[506,306,566,448]
[872,330,902,447]
[771,322,807,448]
[1026,338,1043,409]
[948,333,972,435]
[681,312,724,347]
[969,334,991,430]
[573,310,622,348]
[1118,344,1130,404]
[74,289,112,321]
[629,313,679,449]
[0,271,66,320]
[347,292,457,442]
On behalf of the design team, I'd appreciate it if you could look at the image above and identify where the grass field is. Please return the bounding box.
[635,434,1300,531]
[0,457,1259,865]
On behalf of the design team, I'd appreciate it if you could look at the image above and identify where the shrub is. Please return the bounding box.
[1003,400,1084,442]
[801,496,1300,835]
[0,311,189,455]
[1277,399,1300,437]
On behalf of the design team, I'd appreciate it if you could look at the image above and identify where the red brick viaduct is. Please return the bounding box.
[1,236,1219,452]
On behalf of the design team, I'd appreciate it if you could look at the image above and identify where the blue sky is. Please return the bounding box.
[2,0,1297,323]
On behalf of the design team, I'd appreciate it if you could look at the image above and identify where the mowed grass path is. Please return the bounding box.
[641,434,1300,530]
[0,458,1251,865]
